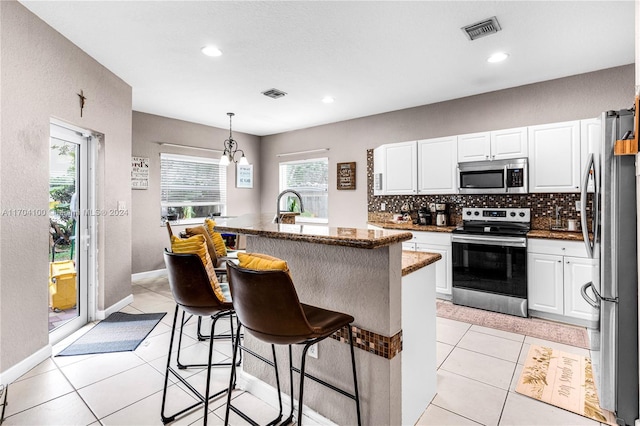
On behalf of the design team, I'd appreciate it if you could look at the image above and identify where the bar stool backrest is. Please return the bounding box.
[226,261,315,345]
[163,250,229,316]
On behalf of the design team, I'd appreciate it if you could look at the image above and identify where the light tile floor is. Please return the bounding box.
[2,276,606,425]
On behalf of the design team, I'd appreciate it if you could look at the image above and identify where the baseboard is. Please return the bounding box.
[236,370,336,425]
[95,294,134,320]
[0,345,52,386]
[131,268,167,281]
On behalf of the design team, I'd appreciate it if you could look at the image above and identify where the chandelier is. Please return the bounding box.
[219,112,248,166]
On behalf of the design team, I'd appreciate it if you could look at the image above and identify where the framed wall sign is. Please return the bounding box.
[236,164,253,188]
[337,161,356,190]
[131,156,149,189]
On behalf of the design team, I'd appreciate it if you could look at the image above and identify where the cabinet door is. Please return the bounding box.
[580,118,600,193]
[373,145,385,195]
[416,243,451,296]
[491,127,528,160]
[528,121,581,192]
[527,253,564,315]
[417,136,457,194]
[457,132,491,163]
[563,256,598,322]
[384,141,417,195]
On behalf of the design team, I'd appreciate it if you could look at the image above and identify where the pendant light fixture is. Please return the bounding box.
[219,112,248,166]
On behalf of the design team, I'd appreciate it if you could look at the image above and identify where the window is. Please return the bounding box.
[160,153,226,224]
[279,157,328,223]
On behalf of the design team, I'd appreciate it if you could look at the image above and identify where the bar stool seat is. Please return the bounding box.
[161,250,238,425]
[224,260,361,425]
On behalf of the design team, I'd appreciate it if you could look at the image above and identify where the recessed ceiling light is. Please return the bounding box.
[201,46,222,57]
[487,52,509,63]
[322,96,335,104]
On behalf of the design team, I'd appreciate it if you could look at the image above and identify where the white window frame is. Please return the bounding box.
[278,157,329,224]
[160,152,226,225]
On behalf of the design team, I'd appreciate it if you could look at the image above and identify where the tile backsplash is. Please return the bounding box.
[366,149,592,230]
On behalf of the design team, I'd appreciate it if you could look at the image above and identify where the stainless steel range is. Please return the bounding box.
[451,207,530,317]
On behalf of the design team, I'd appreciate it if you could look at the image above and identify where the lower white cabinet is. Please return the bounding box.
[527,239,597,327]
[412,231,452,298]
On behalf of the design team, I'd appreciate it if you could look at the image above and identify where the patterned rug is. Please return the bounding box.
[436,300,590,349]
[516,345,616,425]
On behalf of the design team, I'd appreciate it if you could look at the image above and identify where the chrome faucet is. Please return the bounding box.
[274,189,304,223]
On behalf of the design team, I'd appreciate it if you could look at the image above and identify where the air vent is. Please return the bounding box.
[462,16,501,41]
[262,88,287,99]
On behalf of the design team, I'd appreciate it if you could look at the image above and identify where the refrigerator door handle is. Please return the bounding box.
[581,153,594,258]
[580,282,600,309]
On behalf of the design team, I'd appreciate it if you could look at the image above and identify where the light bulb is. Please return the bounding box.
[239,155,249,165]
[219,154,230,166]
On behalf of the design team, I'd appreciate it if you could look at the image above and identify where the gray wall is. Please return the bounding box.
[131,112,261,273]
[0,1,132,371]
[260,64,635,228]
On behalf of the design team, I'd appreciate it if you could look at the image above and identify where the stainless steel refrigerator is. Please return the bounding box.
[581,108,638,426]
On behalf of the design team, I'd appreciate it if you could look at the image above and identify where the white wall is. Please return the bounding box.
[261,65,635,228]
[131,112,261,273]
[0,1,132,372]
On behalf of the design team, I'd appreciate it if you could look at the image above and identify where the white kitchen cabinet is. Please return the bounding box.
[528,120,581,192]
[580,117,600,193]
[457,127,527,163]
[563,256,597,321]
[411,231,452,298]
[417,136,457,194]
[527,252,564,315]
[491,127,528,160]
[527,238,597,327]
[457,132,490,162]
[373,141,417,195]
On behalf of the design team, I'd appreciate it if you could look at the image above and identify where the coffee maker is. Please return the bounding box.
[417,207,431,225]
[435,203,448,226]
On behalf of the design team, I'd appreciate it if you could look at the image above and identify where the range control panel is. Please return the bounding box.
[462,207,530,223]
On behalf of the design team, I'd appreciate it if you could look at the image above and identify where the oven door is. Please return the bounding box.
[452,235,527,298]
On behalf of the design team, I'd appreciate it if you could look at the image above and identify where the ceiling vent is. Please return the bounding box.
[262,88,287,99]
[462,16,501,41]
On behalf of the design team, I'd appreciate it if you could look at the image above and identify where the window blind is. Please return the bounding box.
[160,153,226,207]
[279,157,328,220]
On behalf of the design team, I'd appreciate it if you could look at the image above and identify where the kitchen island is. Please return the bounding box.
[215,214,440,425]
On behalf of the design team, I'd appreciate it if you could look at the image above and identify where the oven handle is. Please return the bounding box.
[452,234,527,248]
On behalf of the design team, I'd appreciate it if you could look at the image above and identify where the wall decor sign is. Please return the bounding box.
[236,164,253,188]
[337,161,356,190]
[131,156,149,189]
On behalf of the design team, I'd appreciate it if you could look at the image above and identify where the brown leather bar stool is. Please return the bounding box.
[161,250,238,425]
[224,261,361,426]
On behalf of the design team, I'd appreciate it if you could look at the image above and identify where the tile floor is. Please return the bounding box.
[2,275,605,425]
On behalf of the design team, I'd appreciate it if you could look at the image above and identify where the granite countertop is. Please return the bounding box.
[214,213,413,249]
[527,229,591,241]
[402,251,442,276]
[368,221,457,233]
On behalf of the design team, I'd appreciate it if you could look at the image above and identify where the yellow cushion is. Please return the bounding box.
[204,218,228,258]
[185,225,217,264]
[170,235,226,302]
[237,252,289,272]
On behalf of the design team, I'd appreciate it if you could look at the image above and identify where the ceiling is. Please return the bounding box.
[19,1,635,136]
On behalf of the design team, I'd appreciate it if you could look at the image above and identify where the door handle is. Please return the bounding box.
[580,282,600,309]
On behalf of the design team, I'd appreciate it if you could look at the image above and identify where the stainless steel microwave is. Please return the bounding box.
[457,158,528,194]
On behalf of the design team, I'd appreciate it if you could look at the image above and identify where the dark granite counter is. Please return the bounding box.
[402,251,441,276]
[214,214,412,249]
[527,229,591,241]
[368,221,457,233]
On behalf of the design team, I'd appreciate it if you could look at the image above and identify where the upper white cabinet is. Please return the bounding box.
[457,132,490,162]
[528,120,581,192]
[418,136,458,194]
[373,141,418,195]
[580,117,601,193]
[458,127,528,163]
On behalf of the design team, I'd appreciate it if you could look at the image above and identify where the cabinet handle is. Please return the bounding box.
[485,155,489,160]
[566,261,570,264]
[558,260,561,263]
